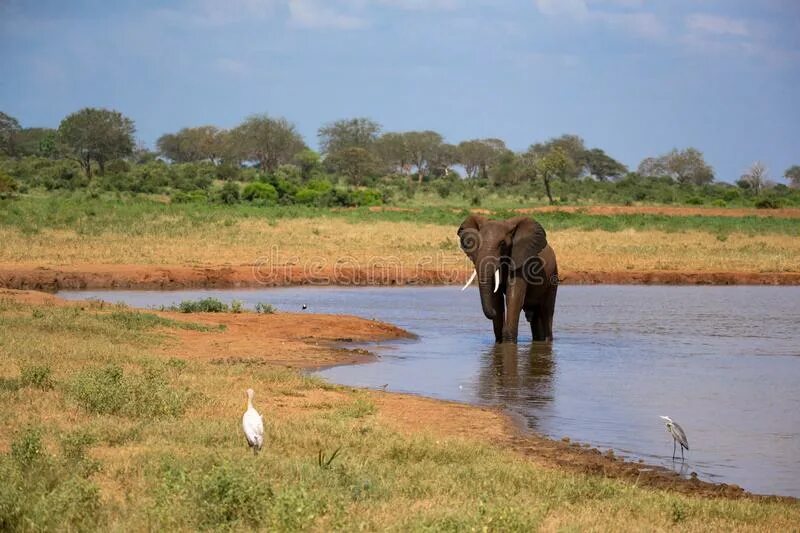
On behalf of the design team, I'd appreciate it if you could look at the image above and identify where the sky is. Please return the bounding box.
[1,0,798,182]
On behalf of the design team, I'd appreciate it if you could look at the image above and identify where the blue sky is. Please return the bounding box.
[1,0,798,182]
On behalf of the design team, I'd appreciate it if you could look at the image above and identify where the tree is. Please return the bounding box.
[157,126,226,163]
[326,147,380,186]
[520,147,569,204]
[457,139,507,179]
[57,108,135,177]
[583,148,627,181]
[373,132,410,174]
[293,149,322,180]
[13,128,57,157]
[529,134,587,180]
[318,117,381,155]
[784,165,800,189]
[229,115,306,172]
[429,143,459,177]
[637,148,714,185]
[738,161,770,195]
[0,111,22,156]
[403,131,444,183]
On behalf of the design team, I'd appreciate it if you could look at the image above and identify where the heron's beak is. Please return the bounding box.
[461,270,477,291]
[660,416,670,421]
[493,268,500,293]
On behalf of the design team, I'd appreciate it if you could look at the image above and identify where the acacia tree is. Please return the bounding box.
[326,147,380,186]
[784,165,800,188]
[373,132,410,174]
[157,126,226,163]
[637,148,714,185]
[404,130,444,183]
[229,115,306,172]
[0,111,22,156]
[520,147,569,204]
[457,139,506,179]
[583,148,627,181]
[529,134,587,180]
[738,161,770,195]
[318,117,381,155]
[57,108,135,177]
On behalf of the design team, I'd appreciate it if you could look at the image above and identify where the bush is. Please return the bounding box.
[196,462,273,530]
[20,364,54,390]
[348,187,383,206]
[295,179,333,206]
[171,189,208,204]
[216,181,241,204]
[242,182,278,204]
[0,170,18,198]
[754,196,781,209]
[42,160,87,190]
[173,297,229,313]
[255,302,276,314]
[68,364,188,419]
[685,196,704,205]
[711,199,727,207]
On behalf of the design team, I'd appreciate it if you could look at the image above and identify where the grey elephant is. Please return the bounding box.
[458,215,558,343]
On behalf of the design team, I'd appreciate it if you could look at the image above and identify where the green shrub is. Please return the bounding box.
[754,196,781,209]
[171,189,208,203]
[196,462,273,530]
[1,430,103,531]
[255,302,276,314]
[20,364,55,390]
[242,182,278,204]
[295,179,333,206]
[173,297,229,313]
[68,364,188,419]
[685,196,704,205]
[0,170,18,198]
[216,181,241,204]
[711,199,726,207]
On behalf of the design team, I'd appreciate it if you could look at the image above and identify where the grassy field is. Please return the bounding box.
[1,294,798,531]
[1,195,799,274]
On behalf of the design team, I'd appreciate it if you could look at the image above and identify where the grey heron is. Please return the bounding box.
[660,416,689,460]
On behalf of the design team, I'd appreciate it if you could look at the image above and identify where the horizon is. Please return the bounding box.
[2,0,798,183]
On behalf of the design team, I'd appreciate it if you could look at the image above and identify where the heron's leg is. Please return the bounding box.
[672,440,676,460]
[680,445,684,461]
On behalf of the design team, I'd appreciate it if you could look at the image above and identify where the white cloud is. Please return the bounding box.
[533,0,664,39]
[686,14,749,37]
[534,0,588,19]
[288,0,367,29]
[377,0,461,10]
[215,58,250,76]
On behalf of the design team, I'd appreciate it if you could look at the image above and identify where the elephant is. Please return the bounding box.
[458,215,558,344]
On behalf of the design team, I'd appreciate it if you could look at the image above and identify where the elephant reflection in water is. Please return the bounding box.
[476,343,556,412]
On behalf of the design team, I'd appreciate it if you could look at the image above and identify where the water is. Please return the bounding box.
[59,286,800,497]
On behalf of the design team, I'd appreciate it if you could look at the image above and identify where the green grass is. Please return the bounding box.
[1,193,798,238]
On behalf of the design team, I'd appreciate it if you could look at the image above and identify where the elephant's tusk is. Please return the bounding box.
[461,270,477,291]
[493,268,500,293]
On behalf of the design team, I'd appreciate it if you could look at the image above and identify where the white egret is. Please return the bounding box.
[660,416,689,460]
[242,388,264,455]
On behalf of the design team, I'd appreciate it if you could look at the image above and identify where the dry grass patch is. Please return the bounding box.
[2,218,799,274]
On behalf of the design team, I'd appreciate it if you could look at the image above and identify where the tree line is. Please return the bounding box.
[1,108,799,204]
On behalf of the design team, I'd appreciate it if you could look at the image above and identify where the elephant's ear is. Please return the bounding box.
[457,214,486,260]
[507,216,548,271]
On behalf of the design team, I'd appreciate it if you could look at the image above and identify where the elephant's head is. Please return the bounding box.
[457,215,548,320]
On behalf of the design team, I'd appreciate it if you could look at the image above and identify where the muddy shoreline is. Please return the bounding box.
[2,264,799,291]
[4,288,795,502]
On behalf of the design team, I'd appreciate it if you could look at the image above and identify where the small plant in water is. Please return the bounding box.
[230,299,244,313]
[255,302,276,314]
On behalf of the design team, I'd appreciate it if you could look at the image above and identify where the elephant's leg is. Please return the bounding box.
[542,285,557,341]
[502,275,525,343]
[530,307,545,342]
[492,291,505,343]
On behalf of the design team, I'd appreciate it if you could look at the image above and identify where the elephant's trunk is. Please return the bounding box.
[477,264,500,319]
